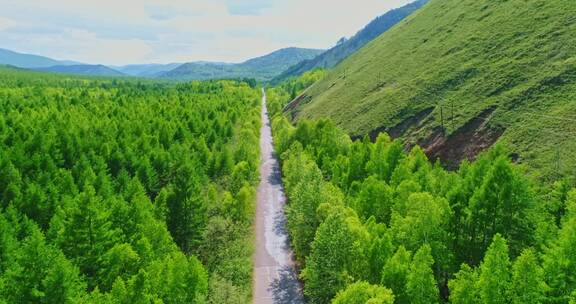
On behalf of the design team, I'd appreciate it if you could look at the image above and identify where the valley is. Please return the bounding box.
[1,0,576,303]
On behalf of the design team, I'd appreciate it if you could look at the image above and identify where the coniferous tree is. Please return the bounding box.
[332,281,394,304]
[510,248,546,304]
[302,212,355,304]
[467,157,533,262]
[1,229,86,303]
[366,134,403,183]
[167,163,207,253]
[448,264,479,304]
[364,218,394,284]
[542,190,576,302]
[98,243,140,291]
[390,192,452,275]
[0,160,22,208]
[407,244,439,304]
[284,153,324,262]
[354,176,394,224]
[381,246,412,304]
[477,234,511,304]
[50,187,120,289]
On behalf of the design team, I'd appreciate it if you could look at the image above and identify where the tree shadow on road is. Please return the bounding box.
[267,163,283,186]
[273,211,291,251]
[269,265,305,304]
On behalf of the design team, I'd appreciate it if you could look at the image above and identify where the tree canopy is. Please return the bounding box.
[268,81,576,304]
[0,68,261,302]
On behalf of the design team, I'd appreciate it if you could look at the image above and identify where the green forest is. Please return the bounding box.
[1,62,575,304]
[1,0,575,303]
[268,81,576,304]
[0,67,261,303]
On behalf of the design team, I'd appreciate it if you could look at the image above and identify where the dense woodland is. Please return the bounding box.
[0,68,261,303]
[1,60,575,304]
[268,82,576,304]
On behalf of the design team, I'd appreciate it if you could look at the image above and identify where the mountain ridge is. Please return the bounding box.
[0,48,82,69]
[114,63,182,77]
[161,47,325,81]
[271,0,428,83]
[36,64,125,77]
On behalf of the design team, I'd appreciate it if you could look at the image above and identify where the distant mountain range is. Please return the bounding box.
[0,48,125,76]
[114,63,183,77]
[0,47,324,81]
[35,65,125,77]
[160,47,325,81]
[0,48,81,69]
[272,0,428,83]
[0,0,428,81]
[0,1,426,81]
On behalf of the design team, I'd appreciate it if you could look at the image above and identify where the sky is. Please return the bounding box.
[0,0,412,65]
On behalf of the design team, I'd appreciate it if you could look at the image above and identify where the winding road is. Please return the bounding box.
[253,89,305,304]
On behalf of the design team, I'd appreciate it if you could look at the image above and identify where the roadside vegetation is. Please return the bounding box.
[268,73,576,303]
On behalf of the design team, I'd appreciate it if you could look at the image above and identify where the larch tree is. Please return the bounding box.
[477,234,511,304]
[284,153,325,263]
[49,187,120,289]
[381,246,412,304]
[448,263,479,304]
[302,212,356,304]
[542,190,576,302]
[510,248,546,304]
[390,192,452,276]
[354,176,394,224]
[0,229,86,303]
[407,244,439,304]
[167,163,207,253]
[332,281,394,304]
[467,157,533,263]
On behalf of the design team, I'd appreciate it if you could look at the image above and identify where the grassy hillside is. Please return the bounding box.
[162,47,324,82]
[292,0,576,179]
[272,0,428,83]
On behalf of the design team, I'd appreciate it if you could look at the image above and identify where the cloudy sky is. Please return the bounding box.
[0,0,412,65]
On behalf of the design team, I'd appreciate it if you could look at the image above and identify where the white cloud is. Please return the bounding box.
[0,17,16,31]
[1,27,153,65]
[0,0,414,64]
[62,29,154,64]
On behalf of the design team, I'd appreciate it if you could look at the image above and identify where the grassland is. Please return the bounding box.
[293,0,576,180]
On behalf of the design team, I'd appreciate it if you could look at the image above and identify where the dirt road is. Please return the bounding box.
[253,89,304,304]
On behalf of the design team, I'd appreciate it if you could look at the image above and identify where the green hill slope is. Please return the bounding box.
[291,0,576,179]
[162,47,324,82]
